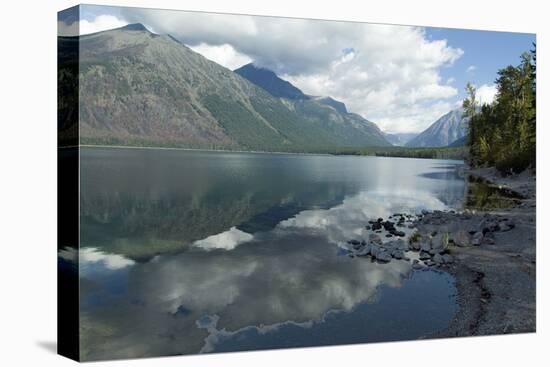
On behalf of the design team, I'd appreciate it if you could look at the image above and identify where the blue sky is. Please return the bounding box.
[425,27,535,105]
[59,5,536,133]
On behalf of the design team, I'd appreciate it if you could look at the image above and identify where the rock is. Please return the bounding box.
[425,259,436,267]
[477,219,488,233]
[483,237,496,245]
[471,231,484,246]
[433,253,444,265]
[383,221,396,231]
[442,254,454,264]
[348,239,361,246]
[420,241,431,252]
[412,259,423,270]
[370,245,380,258]
[419,251,431,260]
[432,232,449,253]
[377,218,384,222]
[393,239,407,250]
[498,222,515,232]
[409,241,421,251]
[371,222,382,231]
[391,249,404,260]
[365,225,371,230]
[376,250,392,263]
[369,233,382,245]
[453,229,471,247]
[393,230,406,237]
[356,246,370,257]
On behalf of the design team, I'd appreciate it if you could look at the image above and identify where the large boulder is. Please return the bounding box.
[453,229,471,247]
[431,232,449,253]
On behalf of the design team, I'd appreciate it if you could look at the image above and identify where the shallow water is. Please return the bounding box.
[466,175,523,209]
[62,148,466,360]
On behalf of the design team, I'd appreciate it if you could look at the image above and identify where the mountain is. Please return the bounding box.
[234,63,389,147]
[58,24,390,151]
[406,108,468,148]
[383,132,418,146]
[234,63,308,100]
[312,96,347,114]
[447,135,468,147]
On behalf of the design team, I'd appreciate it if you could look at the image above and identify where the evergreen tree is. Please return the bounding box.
[464,46,536,174]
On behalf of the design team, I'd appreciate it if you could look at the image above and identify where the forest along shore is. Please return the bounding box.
[345,166,535,337]
[431,167,536,337]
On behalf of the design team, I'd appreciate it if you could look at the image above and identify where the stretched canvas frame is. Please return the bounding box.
[58,4,536,362]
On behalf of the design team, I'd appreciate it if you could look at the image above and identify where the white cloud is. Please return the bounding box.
[476,83,498,104]
[466,65,477,73]
[189,43,252,70]
[194,226,254,250]
[58,15,129,36]
[58,247,135,271]
[121,10,463,132]
[61,9,466,133]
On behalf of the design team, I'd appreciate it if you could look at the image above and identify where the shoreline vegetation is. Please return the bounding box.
[76,143,467,161]
[342,167,535,337]
[340,45,537,337]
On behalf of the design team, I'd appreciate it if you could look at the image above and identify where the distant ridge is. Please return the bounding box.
[384,132,418,146]
[234,63,309,100]
[120,23,150,32]
[406,108,469,148]
[58,25,391,151]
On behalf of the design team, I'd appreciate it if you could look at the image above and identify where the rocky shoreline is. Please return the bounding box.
[345,167,536,337]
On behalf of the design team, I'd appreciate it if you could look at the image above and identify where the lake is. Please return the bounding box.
[62,147,466,360]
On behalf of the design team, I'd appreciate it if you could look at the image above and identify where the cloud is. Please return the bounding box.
[189,43,252,70]
[194,226,254,250]
[61,7,465,133]
[76,183,460,358]
[476,83,498,104]
[58,247,135,272]
[115,8,464,133]
[466,65,477,73]
[58,15,129,36]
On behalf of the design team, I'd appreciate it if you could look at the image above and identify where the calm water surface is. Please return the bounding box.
[62,148,466,360]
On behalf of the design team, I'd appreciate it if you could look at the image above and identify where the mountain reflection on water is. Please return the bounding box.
[64,148,465,360]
